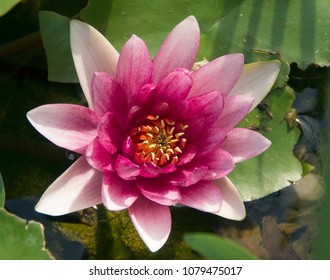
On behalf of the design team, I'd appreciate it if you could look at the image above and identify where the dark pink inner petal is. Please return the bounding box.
[86,138,116,171]
[182,91,225,126]
[98,112,123,153]
[116,35,153,102]
[115,154,140,180]
[91,72,128,124]
[198,148,235,180]
[166,164,208,187]
[137,178,181,206]
[155,68,193,102]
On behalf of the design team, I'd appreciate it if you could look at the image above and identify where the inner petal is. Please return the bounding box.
[130,115,188,167]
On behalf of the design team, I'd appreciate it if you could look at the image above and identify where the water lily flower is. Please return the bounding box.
[27,16,280,252]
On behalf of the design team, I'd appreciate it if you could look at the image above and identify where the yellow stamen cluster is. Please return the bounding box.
[131,115,188,166]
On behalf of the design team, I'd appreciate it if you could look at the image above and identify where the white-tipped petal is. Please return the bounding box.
[35,156,103,216]
[213,177,246,220]
[70,20,119,108]
[128,196,171,252]
[229,60,281,111]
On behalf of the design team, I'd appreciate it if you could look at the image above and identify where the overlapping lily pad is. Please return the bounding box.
[0,209,53,259]
[184,233,258,260]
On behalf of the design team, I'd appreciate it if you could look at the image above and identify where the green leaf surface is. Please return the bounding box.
[229,86,302,201]
[200,0,330,69]
[39,11,78,83]
[0,209,53,259]
[0,173,4,208]
[40,0,330,83]
[0,0,22,17]
[184,233,258,260]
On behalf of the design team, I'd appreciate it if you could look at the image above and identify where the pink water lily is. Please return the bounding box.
[27,16,280,252]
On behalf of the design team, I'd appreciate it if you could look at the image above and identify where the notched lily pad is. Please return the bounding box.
[0,208,53,259]
[229,86,302,201]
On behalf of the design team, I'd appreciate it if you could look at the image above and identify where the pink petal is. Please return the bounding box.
[115,155,140,180]
[177,144,196,166]
[156,68,193,101]
[190,126,227,157]
[215,95,254,131]
[153,16,200,82]
[221,128,271,163]
[27,104,98,154]
[137,179,181,206]
[70,20,119,109]
[168,164,208,187]
[180,181,222,213]
[102,171,139,211]
[128,196,171,252]
[213,177,246,220]
[86,138,115,171]
[116,35,153,101]
[229,60,281,111]
[199,148,235,180]
[139,162,161,178]
[189,54,244,97]
[35,156,102,216]
[183,91,224,125]
[98,112,122,153]
[91,72,128,122]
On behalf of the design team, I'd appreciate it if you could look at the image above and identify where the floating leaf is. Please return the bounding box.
[184,232,258,260]
[0,209,53,259]
[0,0,22,17]
[0,173,4,208]
[39,11,78,83]
[228,86,302,201]
[200,0,330,69]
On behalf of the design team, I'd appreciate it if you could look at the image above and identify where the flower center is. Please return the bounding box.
[131,115,188,166]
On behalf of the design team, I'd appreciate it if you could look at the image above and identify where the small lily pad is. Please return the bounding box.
[229,86,302,201]
[184,232,258,260]
[0,208,53,259]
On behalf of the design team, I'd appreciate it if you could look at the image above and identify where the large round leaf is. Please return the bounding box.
[200,0,330,69]
[184,233,258,260]
[0,209,53,259]
[228,86,302,201]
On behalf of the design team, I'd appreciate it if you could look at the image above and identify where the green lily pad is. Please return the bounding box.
[40,0,330,83]
[0,173,4,208]
[200,0,330,69]
[0,209,53,259]
[228,86,302,201]
[0,0,22,17]
[184,233,258,260]
[39,11,78,83]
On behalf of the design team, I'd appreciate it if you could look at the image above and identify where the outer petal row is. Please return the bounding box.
[35,156,103,216]
[27,104,98,154]
[230,60,281,110]
[70,20,119,109]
